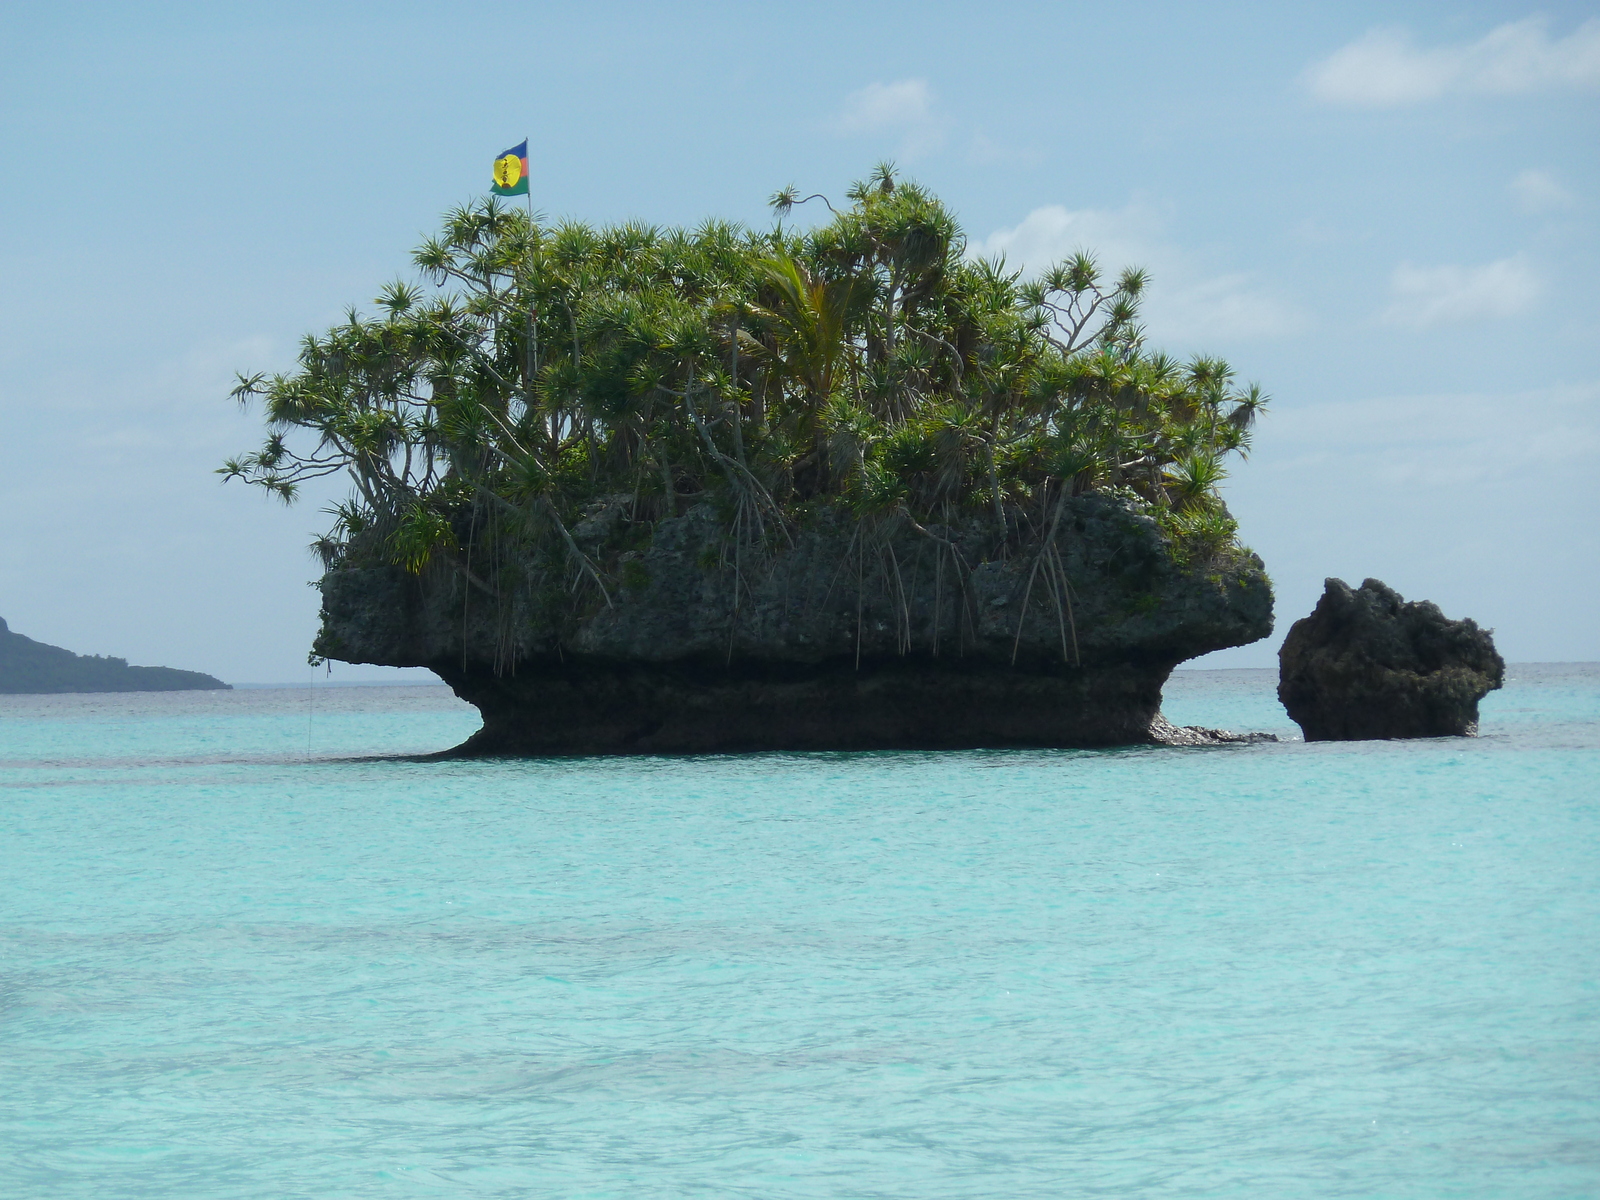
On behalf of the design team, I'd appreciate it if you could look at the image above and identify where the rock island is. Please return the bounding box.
[228,169,1273,752]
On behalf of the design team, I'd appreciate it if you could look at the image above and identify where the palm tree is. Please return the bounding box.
[225,169,1268,594]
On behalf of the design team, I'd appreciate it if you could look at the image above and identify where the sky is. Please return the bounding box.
[1,0,1595,682]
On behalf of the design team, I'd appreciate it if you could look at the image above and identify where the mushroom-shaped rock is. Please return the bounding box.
[317,495,1275,754]
[1278,578,1504,741]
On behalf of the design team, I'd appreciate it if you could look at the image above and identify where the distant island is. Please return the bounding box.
[0,617,230,694]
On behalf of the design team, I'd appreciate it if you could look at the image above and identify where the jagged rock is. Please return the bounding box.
[1148,715,1278,746]
[1278,578,1503,740]
[316,495,1274,754]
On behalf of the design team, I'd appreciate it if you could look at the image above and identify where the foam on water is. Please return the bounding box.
[2,667,1597,1198]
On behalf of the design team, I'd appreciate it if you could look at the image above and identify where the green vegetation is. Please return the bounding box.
[224,166,1264,603]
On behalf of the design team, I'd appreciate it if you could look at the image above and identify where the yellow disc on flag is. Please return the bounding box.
[493,154,523,189]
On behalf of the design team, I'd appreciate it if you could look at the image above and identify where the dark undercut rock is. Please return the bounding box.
[1278,578,1503,741]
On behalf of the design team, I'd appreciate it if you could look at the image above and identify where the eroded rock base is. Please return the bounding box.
[316,496,1277,755]
[436,657,1191,756]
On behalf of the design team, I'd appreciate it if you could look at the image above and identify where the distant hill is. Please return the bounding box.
[0,617,230,694]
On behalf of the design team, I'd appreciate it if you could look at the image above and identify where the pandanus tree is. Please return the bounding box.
[224,165,1265,602]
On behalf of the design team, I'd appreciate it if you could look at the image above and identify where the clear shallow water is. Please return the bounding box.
[2,667,1597,1198]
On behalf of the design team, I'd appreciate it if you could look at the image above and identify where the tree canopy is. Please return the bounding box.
[224,165,1265,601]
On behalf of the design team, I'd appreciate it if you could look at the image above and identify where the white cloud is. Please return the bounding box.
[1264,381,1600,490]
[79,335,280,456]
[837,79,932,131]
[834,79,945,158]
[965,132,1045,167]
[1305,17,1600,106]
[1509,168,1576,214]
[975,203,1152,271]
[1159,273,1305,342]
[975,202,1307,344]
[1381,255,1540,327]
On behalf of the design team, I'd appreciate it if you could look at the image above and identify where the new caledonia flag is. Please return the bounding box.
[491,140,530,196]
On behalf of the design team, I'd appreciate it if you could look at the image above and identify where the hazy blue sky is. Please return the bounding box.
[2,1,1595,681]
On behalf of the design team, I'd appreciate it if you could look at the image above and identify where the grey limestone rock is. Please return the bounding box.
[1278,578,1503,741]
[316,495,1274,754]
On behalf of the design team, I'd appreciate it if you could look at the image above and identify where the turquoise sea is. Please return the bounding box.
[2,665,1597,1198]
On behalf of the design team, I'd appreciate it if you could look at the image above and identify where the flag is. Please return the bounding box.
[491,140,529,196]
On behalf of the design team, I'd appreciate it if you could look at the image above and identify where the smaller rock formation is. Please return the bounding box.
[1278,578,1503,740]
[1148,715,1279,746]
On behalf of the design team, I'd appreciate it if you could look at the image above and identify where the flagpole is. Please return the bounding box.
[523,135,538,390]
